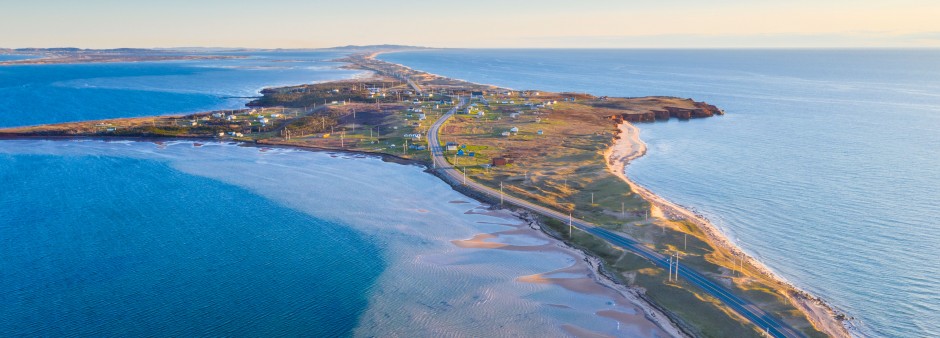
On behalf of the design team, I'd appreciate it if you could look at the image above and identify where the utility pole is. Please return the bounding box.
[591,193,594,205]
[500,182,504,206]
[622,202,625,217]
[568,212,573,237]
[462,167,466,185]
[674,251,680,281]
[668,256,673,282]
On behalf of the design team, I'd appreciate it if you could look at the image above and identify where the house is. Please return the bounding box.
[470,91,484,99]
[501,131,511,137]
[509,126,520,133]
[537,130,544,135]
[509,112,520,118]
[476,111,485,118]
[492,157,514,166]
[418,113,427,120]
[445,142,458,151]
[226,115,237,121]
[212,112,224,118]
[457,149,465,156]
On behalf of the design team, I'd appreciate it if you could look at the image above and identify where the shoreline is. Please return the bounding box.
[606,122,854,338]
[0,50,853,337]
[456,209,688,337]
[0,136,684,337]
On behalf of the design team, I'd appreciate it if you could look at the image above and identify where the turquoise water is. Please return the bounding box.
[382,49,940,337]
[0,140,663,336]
[0,152,383,336]
[0,51,360,127]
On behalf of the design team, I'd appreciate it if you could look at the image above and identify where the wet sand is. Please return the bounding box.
[453,207,685,338]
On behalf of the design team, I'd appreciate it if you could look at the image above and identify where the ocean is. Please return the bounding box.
[381,49,940,337]
[0,52,670,336]
[0,51,361,127]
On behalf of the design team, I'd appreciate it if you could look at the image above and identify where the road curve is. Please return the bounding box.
[426,99,803,338]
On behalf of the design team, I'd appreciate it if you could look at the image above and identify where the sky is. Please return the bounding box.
[2,0,939,49]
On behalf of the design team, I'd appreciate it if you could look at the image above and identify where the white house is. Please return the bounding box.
[510,126,520,133]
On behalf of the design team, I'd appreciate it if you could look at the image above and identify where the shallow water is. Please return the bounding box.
[0,51,361,127]
[382,49,940,337]
[0,140,669,337]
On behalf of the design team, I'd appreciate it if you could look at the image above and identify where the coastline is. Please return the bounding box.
[0,50,855,337]
[606,122,853,338]
[0,137,683,337]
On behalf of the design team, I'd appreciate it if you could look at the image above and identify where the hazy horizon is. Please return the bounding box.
[3,0,939,49]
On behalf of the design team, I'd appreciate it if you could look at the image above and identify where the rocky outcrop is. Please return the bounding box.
[608,101,724,123]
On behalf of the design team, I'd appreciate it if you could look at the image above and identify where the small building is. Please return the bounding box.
[476,111,485,118]
[445,142,458,151]
[457,149,465,156]
[212,112,224,118]
[418,113,427,120]
[509,126,519,133]
[492,157,514,166]
[226,115,237,121]
[470,91,484,99]
[537,130,544,135]
[501,131,511,137]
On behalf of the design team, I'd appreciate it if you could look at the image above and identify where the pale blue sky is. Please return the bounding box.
[2,0,938,48]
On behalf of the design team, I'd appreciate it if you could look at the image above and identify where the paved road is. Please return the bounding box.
[426,99,802,338]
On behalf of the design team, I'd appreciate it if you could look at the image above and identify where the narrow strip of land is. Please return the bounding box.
[427,99,801,338]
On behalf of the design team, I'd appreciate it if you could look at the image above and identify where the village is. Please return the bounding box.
[0,53,823,338]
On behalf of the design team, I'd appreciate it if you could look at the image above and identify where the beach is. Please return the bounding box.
[0,48,860,337]
[606,122,852,338]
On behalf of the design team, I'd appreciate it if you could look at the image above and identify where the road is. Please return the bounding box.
[426,99,802,338]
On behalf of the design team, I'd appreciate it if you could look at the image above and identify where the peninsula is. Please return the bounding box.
[0,49,850,338]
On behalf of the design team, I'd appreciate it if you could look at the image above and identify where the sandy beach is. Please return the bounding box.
[605,122,852,338]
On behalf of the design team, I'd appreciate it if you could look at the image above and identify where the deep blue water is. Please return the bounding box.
[0,153,383,336]
[0,51,360,127]
[382,49,940,337]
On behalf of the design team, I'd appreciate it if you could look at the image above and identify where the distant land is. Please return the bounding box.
[0,45,429,65]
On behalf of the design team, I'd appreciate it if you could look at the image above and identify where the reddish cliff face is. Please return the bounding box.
[608,101,723,123]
